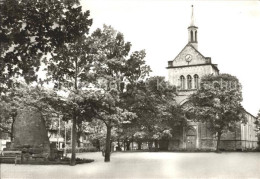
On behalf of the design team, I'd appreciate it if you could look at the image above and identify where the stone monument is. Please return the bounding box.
[12,106,50,154]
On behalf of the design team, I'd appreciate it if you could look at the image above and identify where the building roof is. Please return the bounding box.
[167,43,219,72]
[244,110,256,119]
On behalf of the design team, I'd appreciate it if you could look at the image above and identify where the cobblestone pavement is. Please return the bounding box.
[1,152,260,179]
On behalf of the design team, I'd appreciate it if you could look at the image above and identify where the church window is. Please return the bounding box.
[187,75,192,89]
[190,31,193,42]
[194,74,199,89]
[195,31,197,42]
[180,76,185,89]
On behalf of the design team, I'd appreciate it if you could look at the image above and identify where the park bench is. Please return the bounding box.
[0,151,22,165]
[31,153,49,161]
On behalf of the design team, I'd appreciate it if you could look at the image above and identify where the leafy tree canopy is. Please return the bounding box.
[120,76,184,143]
[188,73,246,151]
[0,0,92,90]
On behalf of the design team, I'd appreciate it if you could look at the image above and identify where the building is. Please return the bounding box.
[166,5,258,151]
[0,132,11,151]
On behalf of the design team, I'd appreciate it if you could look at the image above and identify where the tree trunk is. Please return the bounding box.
[10,116,15,141]
[126,141,130,151]
[117,139,121,151]
[154,140,158,149]
[148,141,153,150]
[123,140,126,151]
[216,131,222,153]
[10,131,13,142]
[77,131,82,147]
[137,141,142,150]
[131,135,134,150]
[96,139,101,151]
[77,140,81,147]
[70,116,77,166]
[105,125,111,162]
[71,58,78,166]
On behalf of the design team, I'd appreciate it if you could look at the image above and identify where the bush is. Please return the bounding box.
[62,146,98,153]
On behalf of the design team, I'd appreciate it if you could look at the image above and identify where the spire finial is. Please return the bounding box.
[188,5,198,49]
[190,5,195,26]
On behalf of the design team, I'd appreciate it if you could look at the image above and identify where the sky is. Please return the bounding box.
[80,0,260,116]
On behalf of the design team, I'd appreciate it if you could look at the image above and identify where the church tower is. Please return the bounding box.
[188,5,198,50]
[166,4,219,151]
[167,5,219,105]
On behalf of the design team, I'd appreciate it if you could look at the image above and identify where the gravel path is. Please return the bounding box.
[1,152,260,179]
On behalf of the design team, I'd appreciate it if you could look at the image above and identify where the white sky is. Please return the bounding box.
[80,0,260,116]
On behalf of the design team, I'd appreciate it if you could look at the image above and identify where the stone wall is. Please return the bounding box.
[219,140,242,150]
[200,139,215,149]
[241,112,258,150]
[168,65,218,89]
[167,121,258,151]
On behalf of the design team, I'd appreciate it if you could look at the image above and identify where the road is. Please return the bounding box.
[1,152,260,179]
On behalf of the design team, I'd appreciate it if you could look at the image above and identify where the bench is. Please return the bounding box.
[31,153,49,161]
[0,151,22,165]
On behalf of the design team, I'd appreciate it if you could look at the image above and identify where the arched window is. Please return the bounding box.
[190,31,193,42]
[194,74,199,89]
[187,75,192,89]
[195,31,197,42]
[180,76,185,89]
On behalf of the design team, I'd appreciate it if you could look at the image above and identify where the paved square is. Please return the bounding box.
[1,152,260,178]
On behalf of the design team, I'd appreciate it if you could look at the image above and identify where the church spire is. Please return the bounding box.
[188,5,198,50]
[190,5,195,26]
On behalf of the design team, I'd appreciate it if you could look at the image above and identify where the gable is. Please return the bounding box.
[171,44,207,66]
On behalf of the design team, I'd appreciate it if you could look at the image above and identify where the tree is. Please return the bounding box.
[87,25,151,161]
[42,88,99,165]
[88,90,136,161]
[85,120,107,151]
[189,74,246,152]
[1,1,92,165]
[0,99,15,138]
[122,76,182,150]
[40,5,92,166]
[0,0,91,90]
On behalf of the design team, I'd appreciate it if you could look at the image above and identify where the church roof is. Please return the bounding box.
[167,43,219,72]
[188,43,206,59]
[244,110,256,119]
[171,43,202,62]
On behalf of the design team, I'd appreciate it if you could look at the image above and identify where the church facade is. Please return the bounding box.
[166,6,258,151]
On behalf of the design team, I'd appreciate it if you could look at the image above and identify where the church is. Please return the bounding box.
[166,6,258,151]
